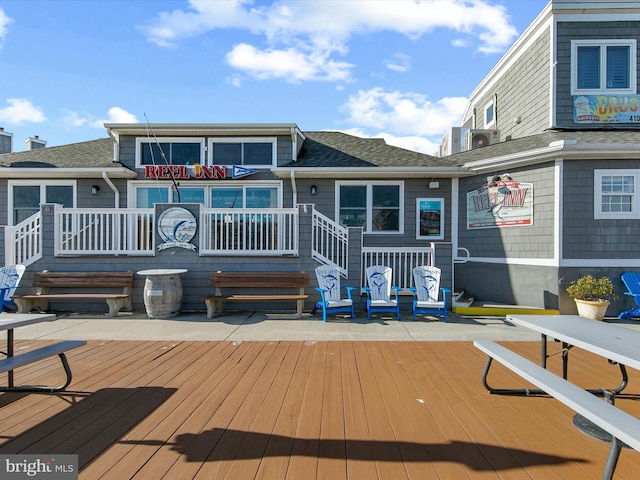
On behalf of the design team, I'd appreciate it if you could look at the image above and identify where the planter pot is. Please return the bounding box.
[574,299,610,321]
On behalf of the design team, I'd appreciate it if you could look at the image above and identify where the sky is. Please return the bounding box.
[0,0,547,154]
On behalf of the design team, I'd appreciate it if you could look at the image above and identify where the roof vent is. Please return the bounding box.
[26,135,47,150]
[0,128,13,154]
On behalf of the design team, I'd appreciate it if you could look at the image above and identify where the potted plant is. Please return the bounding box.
[566,275,618,320]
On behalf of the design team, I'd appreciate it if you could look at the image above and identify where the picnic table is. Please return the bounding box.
[475,314,640,480]
[0,313,86,392]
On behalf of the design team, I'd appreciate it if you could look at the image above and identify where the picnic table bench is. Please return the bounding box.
[202,271,309,319]
[0,313,86,392]
[474,340,640,480]
[12,271,134,317]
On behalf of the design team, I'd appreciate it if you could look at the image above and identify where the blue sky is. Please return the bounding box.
[0,0,547,154]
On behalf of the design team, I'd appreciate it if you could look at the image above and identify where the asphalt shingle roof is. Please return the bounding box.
[447,128,640,164]
[290,131,458,168]
[0,138,118,169]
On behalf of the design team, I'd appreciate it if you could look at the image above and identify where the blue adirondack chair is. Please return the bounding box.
[409,265,450,322]
[0,265,26,312]
[311,265,356,322]
[363,265,402,320]
[618,271,640,319]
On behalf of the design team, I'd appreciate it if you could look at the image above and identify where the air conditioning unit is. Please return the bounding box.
[464,129,500,151]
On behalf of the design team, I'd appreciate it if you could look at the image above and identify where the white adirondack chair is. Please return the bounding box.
[410,265,450,322]
[311,265,356,322]
[364,265,401,320]
[0,264,26,312]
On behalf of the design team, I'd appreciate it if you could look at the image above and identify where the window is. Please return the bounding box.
[594,170,639,218]
[337,182,403,233]
[572,40,637,94]
[484,100,495,128]
[208,138,276,167]
[131,182,280,208]
[136,138,204,167]
[9,181,75,225]
[211,186,278,208]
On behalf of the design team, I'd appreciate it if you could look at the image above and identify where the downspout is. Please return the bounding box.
[290,170,298,206]
[102,172,120,208]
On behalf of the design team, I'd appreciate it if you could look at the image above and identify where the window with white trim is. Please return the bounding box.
[572,40,637,95]
[337,182,403,233]
[208,138,276,167]
[484,100,495,128]
[594,170,638,218]
[135,138,205,168]
[8,180,75,225]
[131,182,280,208]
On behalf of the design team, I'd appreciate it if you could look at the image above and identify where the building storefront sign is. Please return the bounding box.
[467,180,533,229]
[573,95,640,124]
[157,207,197,251]
[145,165,257,180]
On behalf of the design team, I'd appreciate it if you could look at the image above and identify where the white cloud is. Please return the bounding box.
[142,0,519,81]
[0,8,13,49]
[61,110,88,127]
[0,98,46,125]
[226,43,352,82]
[343,127,438,155]
[343,87,467,137]
[89,107,138,128]
[385,52,411,73]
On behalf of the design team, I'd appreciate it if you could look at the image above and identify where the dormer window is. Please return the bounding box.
[136,138,204,167]
[572,40,636,94]
[209,138,276,167]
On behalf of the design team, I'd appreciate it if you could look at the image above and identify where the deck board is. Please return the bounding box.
[1,339,639,480]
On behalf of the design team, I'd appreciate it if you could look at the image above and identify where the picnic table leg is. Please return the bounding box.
[7,329,14,388]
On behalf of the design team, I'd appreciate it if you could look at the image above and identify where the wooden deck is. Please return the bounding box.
[1,339,639,479]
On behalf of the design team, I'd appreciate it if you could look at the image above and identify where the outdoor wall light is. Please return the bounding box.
[310,185,317,195]
[91,185,100,195]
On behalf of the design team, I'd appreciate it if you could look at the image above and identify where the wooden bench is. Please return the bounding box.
[202,271,309,319]
[0,340,86,392]
[12,271,134,317]
[474,340,640,480]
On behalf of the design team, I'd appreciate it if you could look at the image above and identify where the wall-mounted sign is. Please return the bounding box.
[157,207,197,251]
[573,95,640,124]
[467,180,533,229]
[145,165,258,180]
[416,198,444,240]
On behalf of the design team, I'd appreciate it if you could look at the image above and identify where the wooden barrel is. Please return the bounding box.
[138,269,187,319]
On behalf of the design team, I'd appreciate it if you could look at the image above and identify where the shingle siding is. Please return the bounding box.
[555,21,640,127]
[563,159,640,259]
[458,163,555,259]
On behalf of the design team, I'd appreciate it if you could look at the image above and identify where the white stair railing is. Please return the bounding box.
[362,246,434,292]
[4,212,42,266]
[311,208,349,276]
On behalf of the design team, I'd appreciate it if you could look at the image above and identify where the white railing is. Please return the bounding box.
[200,208,298,256]
[311,209,349,276]
[361,246,434,291]
[4,212,42,266]
[55,207,155,255]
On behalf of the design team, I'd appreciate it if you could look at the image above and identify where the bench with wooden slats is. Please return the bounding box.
[201,271,309,319]
[12,271,134,317]
[0,340,87,392]
[474,340,640,480]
